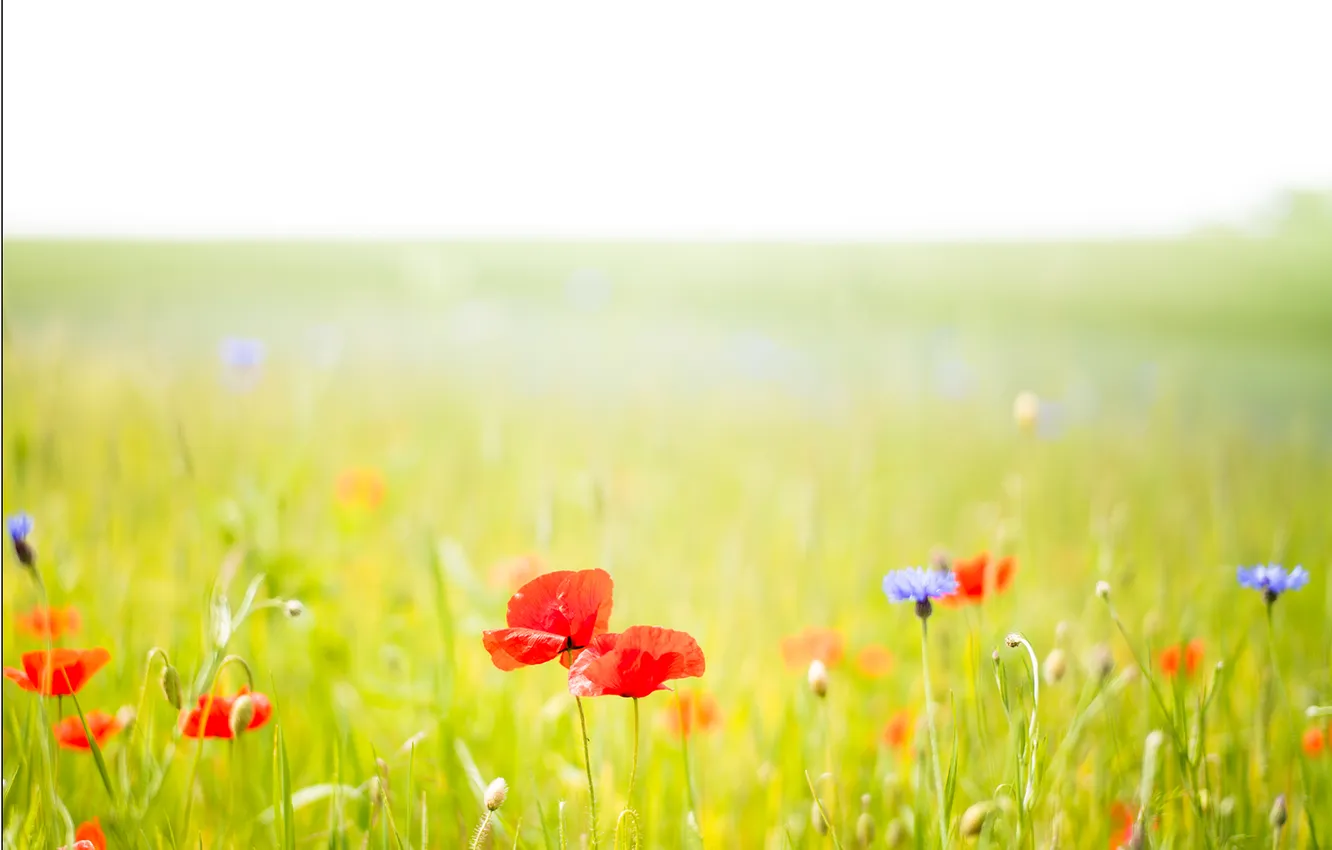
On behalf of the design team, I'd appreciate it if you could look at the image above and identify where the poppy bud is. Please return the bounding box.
[1269,794,1287,829]
[1218,796,1235,818]
[1013,391,1040,433]
[884,819,906,847]
[228,694,255,738]
[807,660,829,698]
[1095,581,1111,601]
[485,777,508,811]
[855,794,875,847]
[1087,644,1115,681]
[959,801,994,838]
[284,599,305,618]
[810,800,829,836]
[160,664,184,711]
[1042,649,1067,685]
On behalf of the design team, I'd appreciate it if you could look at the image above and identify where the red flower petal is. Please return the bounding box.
[15,648,110,696]
[52,711,124,751]
[568,626,706,699]
[483,627,570,670]
[74,818,107,850]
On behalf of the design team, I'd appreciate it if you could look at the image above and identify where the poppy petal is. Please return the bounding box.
[4,667,36,692]
[559,568,614,647]
[505,571,578,633]
[568,626,705,698]
[483,628,569,670]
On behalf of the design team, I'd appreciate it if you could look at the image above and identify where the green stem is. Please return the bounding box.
[575,694,599,849]
[469,811,493,850]
[68,691,116,800]
[626,698,640,806]
[921,619,949,848]
[679,703,700,840]
[1265,603,1321,848]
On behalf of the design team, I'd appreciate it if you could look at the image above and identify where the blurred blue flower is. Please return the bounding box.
[6,512,33,543]
[220,337,265,370]
[1237,564,1309,601]
[883,567,957,603]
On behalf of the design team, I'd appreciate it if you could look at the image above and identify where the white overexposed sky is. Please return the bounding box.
[3,2,1331,240]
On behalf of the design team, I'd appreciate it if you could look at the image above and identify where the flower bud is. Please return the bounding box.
[160,664,184,711]
[284,599,305,618]
[808,660,829,699]
[1269,794,1287,829]
[1042,649,1067,685]
[228,694,255,738]
[855,794,875,847]
[1013,391,1040,433]
[1218,796,1235,818]
[1095,581,1111,601]
[485,777,508,811]
[810,800,829,836]
[1087,644,1115,681]
[960,801,994,838]
[884,819,906,847]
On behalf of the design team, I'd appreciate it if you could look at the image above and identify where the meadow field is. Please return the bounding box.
[2,230,1331,848]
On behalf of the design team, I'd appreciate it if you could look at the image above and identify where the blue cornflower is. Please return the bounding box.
[883,567,957,619]
[6,512,35,567]
[1237,564,1309,603]
[220,337,266,370]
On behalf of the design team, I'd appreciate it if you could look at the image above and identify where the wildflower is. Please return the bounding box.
[220,337,264,369]
[567,625,705,698]
[882,567,957,620]
[74,819,107,850]
[1108,801,1135,849]
[1158,639,1204,679]
[807,660,829,698]
[780,626,845,670]
[855,644,893,678]
[180,686,272,738]
[1237,564,1310,604]
[14,605,82,640]
[489,553,546,591]
[946,552,1016,604]
[6,512,35,567]
[283,600,305,618]
[4,648,110,696]
[1303,727,1327,757]
[52,711,123,751]
[335,466,386,511]
[482,569,614,670]
[664,690,721,739]
[485,777,508,811]
[881,710,912,750]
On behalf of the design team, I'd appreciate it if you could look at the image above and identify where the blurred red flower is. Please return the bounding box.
[882,710,912,749]
[489,553,546,591]
[568,625,706,698]
[946,552,1016,605]
[482,569,614,670]
[856,644,894,678]
[1109,801,1135,849]
[664,689,721,738]
[4,648,110,696]
[14,605,82,640]
[179,686,272,739]
[336,467,386,511]
[780,627,844,670]
[1303,726,1327,757]
[70,819,107,850]
[53,711,124,751]
[1158,639,1205,679]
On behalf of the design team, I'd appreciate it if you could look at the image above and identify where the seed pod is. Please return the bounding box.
[1087,644,1115,681]
[810,800,829,836]
[808,660,829,699]
[855,794,875,847]
[228,694,255,738]
[959,801,994,838]
[284,600,305,618]
[1042,649,1067,685]
[160,664,184,711]
[1270,794,1287,829]
[884,819,906,847]
[485,777,508,811]
[1095,581,1111,600]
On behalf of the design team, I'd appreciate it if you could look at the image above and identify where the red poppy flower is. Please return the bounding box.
[855,644,894,678]
[53,711,124,751]
[780,627,844,670]
[482,569,613,670]
[1108,801,1135,849]
[1304,727,1327,757]
[568,625,706,699]
[1158,639,1204,679]
[882,710,912,749]
[336,466,386,511]
[70,819,107,850]
[60,842,97,850]
[14,605,82,640]
[4,648,110,696]
[179,686,273,739]
[946,552,1016,605]
[664,689,722,738]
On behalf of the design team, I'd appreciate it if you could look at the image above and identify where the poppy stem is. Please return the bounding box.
[574,694,600,849]
[626,697,640,806]
[678,696,700,841]
[919,619,949,848]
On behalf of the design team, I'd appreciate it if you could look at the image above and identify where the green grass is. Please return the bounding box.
[3,234,1331,847]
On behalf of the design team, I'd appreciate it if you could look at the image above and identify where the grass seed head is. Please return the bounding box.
[1095,581,1112,601]
[855,794,875,847]
[284,599,305,618]
[485,777,508,811]
[810,799,829,836]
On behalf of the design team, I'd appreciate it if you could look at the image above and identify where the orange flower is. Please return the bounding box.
[482,569,614,670]
[14,605,82,640]
[882,710,912,749]
[664,689,722,739]
[1303,727,1327,757]
[780,627,844,670]
[53,711,124,751]
[1158,639,1205,679]
[72,819,107,850]
[947,552,1016,605]
[179,686,273,738]
[1109,801,1135,849]
[855,644,894,678]
[335,467,386,511]
[4,648,110,696]
[489,554,546,591]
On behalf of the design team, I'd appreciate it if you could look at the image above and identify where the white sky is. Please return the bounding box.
[3,2,1330,239]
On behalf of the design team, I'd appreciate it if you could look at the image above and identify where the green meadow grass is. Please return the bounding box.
[2,234,1331,847]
